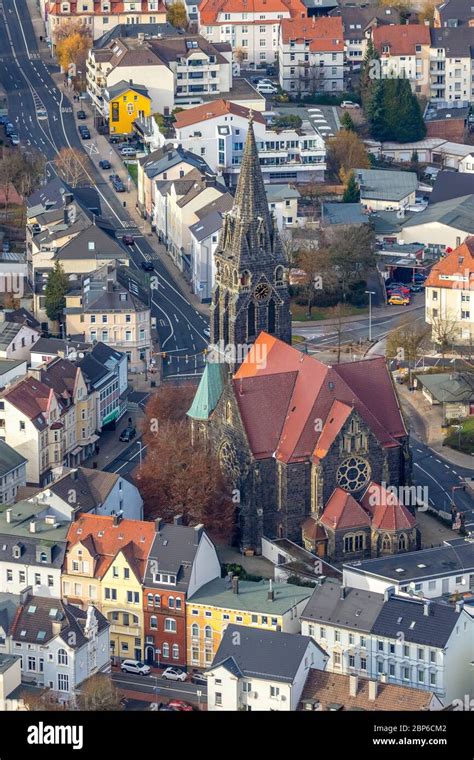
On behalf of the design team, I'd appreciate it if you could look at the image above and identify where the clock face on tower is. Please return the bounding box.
[254,282,271,302]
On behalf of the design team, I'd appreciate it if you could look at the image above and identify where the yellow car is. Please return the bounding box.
[388,294,409,306]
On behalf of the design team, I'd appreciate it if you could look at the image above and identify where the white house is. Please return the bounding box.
[0,319,40,362]
[278,16,345,94]
[343,540,474,600]
[0,440,27,506]
[399,195,474,251]
[301,578,473,706]
[206,624,328,711]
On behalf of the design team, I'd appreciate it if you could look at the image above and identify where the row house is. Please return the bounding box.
[45,0,166,49]
[278,16,345,94]
[173,99,326,184]
[64,263,152,373]
[186,576,311,669]
[63,514,219,665]
[198,0,306,68]
[329,4,400,65]
[372,24,431,99]
[0,441,27,506]
[79,342,129,431]
[86,33,232,119]
[142,516,220,668]
[300,578,473,706]
[1,589,109,699]
[0,358,96,485]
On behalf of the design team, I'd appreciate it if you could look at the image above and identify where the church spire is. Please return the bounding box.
[231,115,272,227]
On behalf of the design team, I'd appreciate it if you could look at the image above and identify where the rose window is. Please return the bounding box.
[336,456,371,493]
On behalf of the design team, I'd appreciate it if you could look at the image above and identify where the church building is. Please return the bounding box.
[188,118,416,564]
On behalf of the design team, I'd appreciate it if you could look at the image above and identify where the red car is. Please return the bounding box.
[167,699,193,712]
[387,285,410,295]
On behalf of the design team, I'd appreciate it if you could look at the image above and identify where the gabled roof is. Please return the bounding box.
[430,25,474,58]
[280,15,343,47]
[356,168,417,203]
[373,24,430,55]
[143,521,208,592]
[301,578,385,632]
[424,237,474,289]
[0,440,27,478]
[360,482,416,531]
[230,333,407,464]
[174,98,265,130]
[105,80,150,101]
[402,194,474,233]
[321,487,371,531]
[199,0,306,25]
[209,624,325,682]
[372,595,463,648]
[2,376,53,430]
[46,467,120,512]
[11,594,108,648]
[429,171,474,205]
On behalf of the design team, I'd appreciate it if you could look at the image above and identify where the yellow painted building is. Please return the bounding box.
[185,577,312,669]
[63,514,156,662]
[106,80,151,135]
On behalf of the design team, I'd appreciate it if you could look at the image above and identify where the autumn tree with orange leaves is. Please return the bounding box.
[135,385,235,543]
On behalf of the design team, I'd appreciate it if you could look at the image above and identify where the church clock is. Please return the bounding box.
[254,282,271,302]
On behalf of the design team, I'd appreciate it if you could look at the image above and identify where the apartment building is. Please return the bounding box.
[434,0,474,29]
[329,4,400,64]
[0,318,40,363]
[0,441,26,506]
[46,0,167,48]
[173,99,326,184]
[86,33,232,118]
[78,342,129,431]
[278,15,344,94]
[64,264,152,373]
[424,237,474,345]
[429,26,474,104]
[198,0,306,68]
[301,579,473,706]
[372,24,431,98]
[0,358,96,485]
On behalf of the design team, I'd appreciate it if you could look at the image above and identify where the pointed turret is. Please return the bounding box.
[232,113,272,227]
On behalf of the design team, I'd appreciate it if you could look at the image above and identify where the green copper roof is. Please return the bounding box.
[187,361,225,420]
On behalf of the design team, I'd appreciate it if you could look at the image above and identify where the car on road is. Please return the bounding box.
[120,659,151,676]
[77,110,87,119]
[340,100,360,108]
[122,234,135,246]
[167,700,193,712]
[141,260,154,271]
[0,115,9,125]
[388,294,410,306]
[203,327,210,338]
[99,159,111,170]
[9,134,19,146]
[79,126,91,139]
[112,177,126,192]
[151,703,176,711]
[191,672,208,686]
[5,123,15,135]
[162,667,187,682]
[119,426,136,442]
[256,82,278,95]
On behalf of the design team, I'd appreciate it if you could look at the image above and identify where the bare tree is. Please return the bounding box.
[328,303,354,363]
[54,147,89,187]
[431,312,459,357]
[279,229,299,269]
[76,675,124,711]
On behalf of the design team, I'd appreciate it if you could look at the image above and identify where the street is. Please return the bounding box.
[0,0,209,381]
[111,670,205,704]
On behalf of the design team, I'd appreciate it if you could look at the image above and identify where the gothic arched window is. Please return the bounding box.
[275,266,284,286]
[268,299,276,334]
[241,270,251,288]
[226,401,233,425]
[382,534,391,552]
[398,533,407,551]
[248,300,256,338]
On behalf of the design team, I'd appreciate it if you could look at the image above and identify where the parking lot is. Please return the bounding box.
[268,104,341,140]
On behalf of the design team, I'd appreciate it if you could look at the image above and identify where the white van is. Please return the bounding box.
[257,83,278,95]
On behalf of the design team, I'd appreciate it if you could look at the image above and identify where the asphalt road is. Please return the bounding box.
[0,0,209,380]
[112,671,205,704]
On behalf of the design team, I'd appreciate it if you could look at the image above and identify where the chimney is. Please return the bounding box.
[383,585,395,602]
[5,508,12,524]
[267,579,274,602]
[368,680,378,701]
[51,620,62,637]
[232,575,239,594]
[194,523,204,545]
[20,585,32,604]
[455,599,464,613]
[423,600,431,617]
[340,585,346,600]
[27,367,42,381]
[71,469,78,481]
[155,517,163,533]
[173,515,183,526]
[29,520,37,533]
[349,674,358,698]
[113,512,123,527]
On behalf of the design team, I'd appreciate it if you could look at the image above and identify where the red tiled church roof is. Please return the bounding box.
[320,487,371,530]
[360,482,416,531]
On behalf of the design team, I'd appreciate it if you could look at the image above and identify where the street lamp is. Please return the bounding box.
[365,291,375,342]
[137,440,143,466]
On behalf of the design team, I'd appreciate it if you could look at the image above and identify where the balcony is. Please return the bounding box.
[110,623,141,637]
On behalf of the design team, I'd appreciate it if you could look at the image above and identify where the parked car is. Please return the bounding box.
[388,295,410,306]
[256,83,278,95]
[119,426,136,442]
[341,100,360,108]
[120,659,151,676]
[409,283,423,293]
[141,260,154,271]
[0,115,9,125]
[112,178,126,192]
[5,123,15,135]
[162,667,187,682]
[109,135,122,143]
[203,327,210,338]
[151,703,176,711]
[122,234,135,246]
[9,134,19,146]
[387,283,410,294]
[99,159,111,170]
[167,700,193,712]
[120,146,136,157]
[77,110,87,119]
[191,672,208,686]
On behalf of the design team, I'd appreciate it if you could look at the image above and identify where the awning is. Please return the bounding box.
[80,434,100,446]
[71,447,82,456]
[102,409,120,426]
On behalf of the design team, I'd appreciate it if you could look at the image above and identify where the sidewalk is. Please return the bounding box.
[293,301,422,329]
[25,0,50,59]
[81,407,145,472]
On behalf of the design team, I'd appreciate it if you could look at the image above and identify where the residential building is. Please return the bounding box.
[30,337,91,369]
[142,516,220,668]
[186,576,312,669]
[64,263,152,373]
[434,0,474,29]
[329,4,400,64]
[63,514,156,662]
[0,318,40,363]
[173,100,327,184]
[189,192,234,302]
[0,441,27,506]
[372,24,431,98]
[198,0,307,68]
[300,671,442,711]
[355,168,418,212]
[301,579,473,705]
[424,237,474,345]
[78,342,129,430]
[0,653,36,711]
[0,358,97,485]
[413,372,474,423]
[86,33,232,119]
[399,194,474,251]
[104,81,151,135]
[0,501,69,598]
[46,0,167,48]
[8,591,109,699]
[278,16,344,94]
[429,27,474,104]
[206,624,329,711]
[343,540,474,600]
[266,184,300,228]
